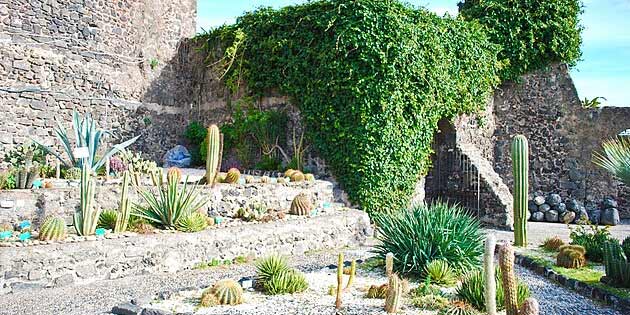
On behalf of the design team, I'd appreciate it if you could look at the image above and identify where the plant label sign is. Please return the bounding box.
[73,147,90,159]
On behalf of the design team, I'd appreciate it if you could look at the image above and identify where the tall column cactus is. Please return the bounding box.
[114,171,131,233]
[499,243,518,315]
[484,234,497,315]
[384,273,403,313]
[335,252,344,309]
[74,161,100,236]
[512,135,529,247]
[205,124,222,186]
[385,252,394,277]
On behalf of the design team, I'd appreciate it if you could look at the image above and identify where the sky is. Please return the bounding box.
[197,0,630,107]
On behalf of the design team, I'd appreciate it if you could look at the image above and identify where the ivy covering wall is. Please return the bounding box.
[196,0,582,214]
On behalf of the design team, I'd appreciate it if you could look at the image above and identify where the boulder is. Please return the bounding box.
[566,199,580,211]
[561,211,576,224]
[600,208,620,226]
[553,202,567,213]
[547,193,562,206]
[589,209,601,225]
[545,210,559,222]
[602,197,618,209]
[539,204,551,212]
[531,212,545,222]
[528,200,538,213]
[162,145,191,168]
[573,206,589,224]
[533,196,546,206]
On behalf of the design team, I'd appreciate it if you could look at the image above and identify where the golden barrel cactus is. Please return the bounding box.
[224,168,241,184]
[290,193,313,215]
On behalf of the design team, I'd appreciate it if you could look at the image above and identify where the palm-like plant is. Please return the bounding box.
[133,171,208,229]
[36,110,139,173]
[593,137,630,186]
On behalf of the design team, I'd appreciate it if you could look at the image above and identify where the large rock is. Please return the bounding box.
[589,209,601,225]
[600,208,620,226]
[553,202,567,213]
[539,204,551,212]
[602,197,618,209]
[566,199,580,211]
[547,193,562,206]
[545,210,559,222]
[162,145,191,168]
[531,211,545,222]
[573,206,589,224]
[561,211,576,224]
[528,200,538,213]
[533,196,546,206]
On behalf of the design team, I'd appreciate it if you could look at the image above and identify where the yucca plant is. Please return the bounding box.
[35,110,139,173]
[372,202,484,276]
[133,171,208,229]
[593,137,630,186]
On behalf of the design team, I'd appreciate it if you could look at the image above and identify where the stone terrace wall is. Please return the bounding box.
[0,0,197,161]
[492,64,630,218]
[0,208,372,294]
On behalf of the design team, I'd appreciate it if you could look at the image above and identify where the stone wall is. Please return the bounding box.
[0,179,334,227]
[1,0,197,161]
[0,208,372,294]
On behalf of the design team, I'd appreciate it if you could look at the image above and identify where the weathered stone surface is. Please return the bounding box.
[547,194,562,206]
[539,204,551,212]
[531,211,545,222]
[533,196,546,206]
[602,197,618,209]
[112,303,142,315]
[561,211,576,224]
[600,208,620,226]
[545,210,559,222]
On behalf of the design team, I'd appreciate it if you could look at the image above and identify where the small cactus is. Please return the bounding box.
[205,124,222,186]
[499,243,518,315]
[38,216,67,241]
[167,167,181,183]
[277,177,287,184]
[260,176,270,183]
[209,279,243,305]
[384,273,403,313]
[98,209,119,230]
[556,245,586,269]
[224,168,241,184]
[284,169,297,178]
[366,284,388,299]
[305,173,315,181]
[175,212,208,233]
[385,252,394,277]
[245,175,256,184]
[289,171,305,182]
[199,289,220,307]
[290,192,313,215]
[484,235,497,315]
[541,236,565,251]
[335,253,344,309]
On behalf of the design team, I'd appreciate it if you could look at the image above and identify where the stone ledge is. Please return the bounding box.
[0,208,372,295]
[514,252,630,312]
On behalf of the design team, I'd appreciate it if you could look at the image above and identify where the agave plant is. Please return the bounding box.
[593,137,630,186]
[35,110,139,173]
[133,171,208,229]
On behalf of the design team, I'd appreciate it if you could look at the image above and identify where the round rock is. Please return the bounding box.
[553,202,567,213]
[531,212,545,222]
[573,206,589,224]
[533,196,546,206]
[547,193,562,206]
[602,197,618,209]
[561,211,576,224]
[539,204,551,212]
[589,209,601,225]
[600,208,620,226]
[566,199,580,211]
[545,210,559,222]
[528,200,538,213]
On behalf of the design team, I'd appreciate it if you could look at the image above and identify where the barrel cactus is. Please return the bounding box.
[260,176,270,183]
[284,169,297,178]
[542,236,565,251]
[199,288,220,307]
[224,168,241,184]
[38,216,67,241]
[290,193,313,215]
[245,175,256,184]
[366,284,388,299]
[277,177,287,184]
[557,245,586,269]
[210,279,243,305]
[512,135,529,247]
[289,171,305,182]
[305,173,315,181]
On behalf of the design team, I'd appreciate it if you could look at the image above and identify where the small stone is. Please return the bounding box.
[600,208,620,226]
[0,200,15,208]
[53,273,75,287]
[561,211,576,224]
[533,196,546,206]
[141,308,172,315]
[547,194,562,206]
[531,212,545,222]
[112,303,142,315]
[545,210,559,222]
[539,204,551,212]
[602,197,618,209]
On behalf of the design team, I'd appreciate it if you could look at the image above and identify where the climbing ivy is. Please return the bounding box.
[459,0,583,81]
[196,0,501,214]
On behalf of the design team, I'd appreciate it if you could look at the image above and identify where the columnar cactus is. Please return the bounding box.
[335,252,344,309]
[114,171,131,233]
[290,192,313,215]
[305,173,315,181]
[556,245,586,269]
[499,243,518,315]
[384,273,403,313]
[385,252,394,277]
[210,279,243,305]
[205,124,222,186]
[512,135,529,247]
[74,162,100,236]
[484,235,497,315]
[38,216,67,241]
[224,168,241,184]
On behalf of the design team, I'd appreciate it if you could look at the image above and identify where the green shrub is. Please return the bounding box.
[184,121,207,166]
[569,221,614,263]
[411,294,449,310]
[196,0,501,214]
[373,202,483,276]
[255,255,291,287]
[263,269,309,295]
[459,0,583,81]
[98,209,119,230]
[457,268,530,311]
[425,260,457,286]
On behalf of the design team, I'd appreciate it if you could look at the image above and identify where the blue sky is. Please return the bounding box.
[198,0,630,107]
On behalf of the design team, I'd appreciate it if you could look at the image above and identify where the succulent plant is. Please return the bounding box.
[305,173,315,181]
[384,273,403,313]
[0,222,13,232]
[256,255,291,287]
[484,235,497,315]
[277,177,287,184]
[245,175,256,184]
[109,156,127,174]
[131,220,155,234]
[289,171,305,182]
[284,169,297,177]
[216,173,226,183]
[167,167,181,182]
[498,243,538,315]
[260,176,270,183]
[512,135,529,247]
[603,241,630,288]
[263,269,309,295]
[199,288,220,307]
[425,260,456,286]
[556,245,586,269]
[74,162,100,236]
[386,252,394,277]
[98,209,119,230]
[542,236,565,251]
[114,171,131,233]
[366,284,389,299]
[411,294,449,310]
[175,211,209,232]
[38,216,67,241]
[205,124,222,186]
[224,168,241,184]
[209,279,243,305]
[63,167,82,180]
[439,301,480,315]
[290,193,313,215]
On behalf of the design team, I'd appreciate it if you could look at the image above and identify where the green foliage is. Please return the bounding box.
[623,236,630,259]
[255,255,291,288]
[74,162,100,236]
[425,260,457,286]
[459,0,583,81]
[184,121,207,165]
[569,221,614,262]
[263,269,309,295]
[62,167,82,180]
[98,209,119,230]
[119,149,158,175]
[582,96,607,109]
[4,141,47,168]
[411,294,449,310]
[175,211,209,232]
[196,0,501,213]
[603,241,630,288]
[372,202,484,276]
[593,137,630,187]
[457,268,530,312]
[0,171,16,190]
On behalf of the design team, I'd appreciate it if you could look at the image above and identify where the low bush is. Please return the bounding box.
[255,255,308,294]
[372,202,483,276]
[569,221,614,262]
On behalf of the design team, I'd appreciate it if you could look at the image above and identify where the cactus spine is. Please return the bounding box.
[38,216,67,241]
[114,171,131,233]
[386,252,394,277]
[74,162,100,236]
[484,235,497,315]
[205,124,222,186]
[512,135,529,246]
[385,273,403,313]
[512,135,529,247]
[499,243,518,315]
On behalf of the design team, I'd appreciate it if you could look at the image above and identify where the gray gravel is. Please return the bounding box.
[0,246,623,315]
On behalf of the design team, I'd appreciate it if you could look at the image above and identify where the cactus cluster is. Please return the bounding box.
[334,253,356,309]
[290,192,313,215]
[512,135,529,247]
[556,245,586,269]
[366,284,388,299]
[205,124,223,186]
[224,168,241,184]
[284,169,297,177]
[38,216,67,241]
[289,171,305,182]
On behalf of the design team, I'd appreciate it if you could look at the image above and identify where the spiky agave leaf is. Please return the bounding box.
[263,269,309,295]
[98,209,119,230]
[175,211,209,232]
[255,255,291,286]
[593,137,630,186]
[425,260,457,286]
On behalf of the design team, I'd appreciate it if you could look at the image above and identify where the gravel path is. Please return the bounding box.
[0,246,623,315]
